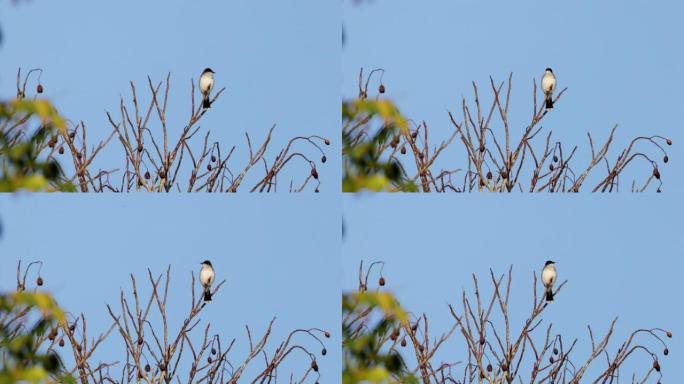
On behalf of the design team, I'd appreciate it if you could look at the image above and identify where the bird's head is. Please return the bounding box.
[201,260,213,267]
[202,68,215,75]
[545,67,553,73]
[544,260,555,266]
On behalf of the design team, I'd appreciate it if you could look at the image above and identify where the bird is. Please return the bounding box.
[199,68,215,109]
[541,260,557,302]
[541,68,556,109]
[200,260,215,302]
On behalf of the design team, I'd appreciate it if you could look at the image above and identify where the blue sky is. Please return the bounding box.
[343,195,683,379]
[0,195,341,383]
[0,0,341,192]
[344,1,683,192]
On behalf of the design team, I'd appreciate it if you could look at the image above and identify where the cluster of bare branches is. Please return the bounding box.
[349,261,672,383]
[4,68,330,192]
[5,261,330,383]
[347,68,672,192]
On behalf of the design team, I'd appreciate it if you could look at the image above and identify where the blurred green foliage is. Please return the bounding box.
[0,291,75,384]
[342,291,418,384]
[0,99,75,191]
[342,99,418,192]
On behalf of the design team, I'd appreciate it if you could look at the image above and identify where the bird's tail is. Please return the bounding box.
[203,288,212,302]
[545,288,554,302]
[545,96,554,109]
[202,96,211,109]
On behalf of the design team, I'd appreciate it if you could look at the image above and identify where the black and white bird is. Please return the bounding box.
[199,68,215,109]
[541,68,556,109]
[541,260,557,302]
[200,260,215,302]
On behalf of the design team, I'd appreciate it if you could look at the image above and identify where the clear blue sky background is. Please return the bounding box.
[0,195,341,383]
[343,1,683,192]
[0,0,341,192]
[343,195,683,379]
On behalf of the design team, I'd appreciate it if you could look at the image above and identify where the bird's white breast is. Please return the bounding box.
[200,266,214,285]
[542,72,556,93]
[541,265,556,285]
[200,73,214,93]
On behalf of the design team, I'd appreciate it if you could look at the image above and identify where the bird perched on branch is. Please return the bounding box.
[542,260,557,302]
[200,68,215,109]
[541,68,556,109]
[200,260,215,302]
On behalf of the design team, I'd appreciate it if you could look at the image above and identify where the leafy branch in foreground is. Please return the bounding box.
[0,69,75,191]
[0,263,74,383]
[343,68,672,192]
[343,261,672,383]
[1,68,330,192]
[343,262,418,384]
[2,261,330,384]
